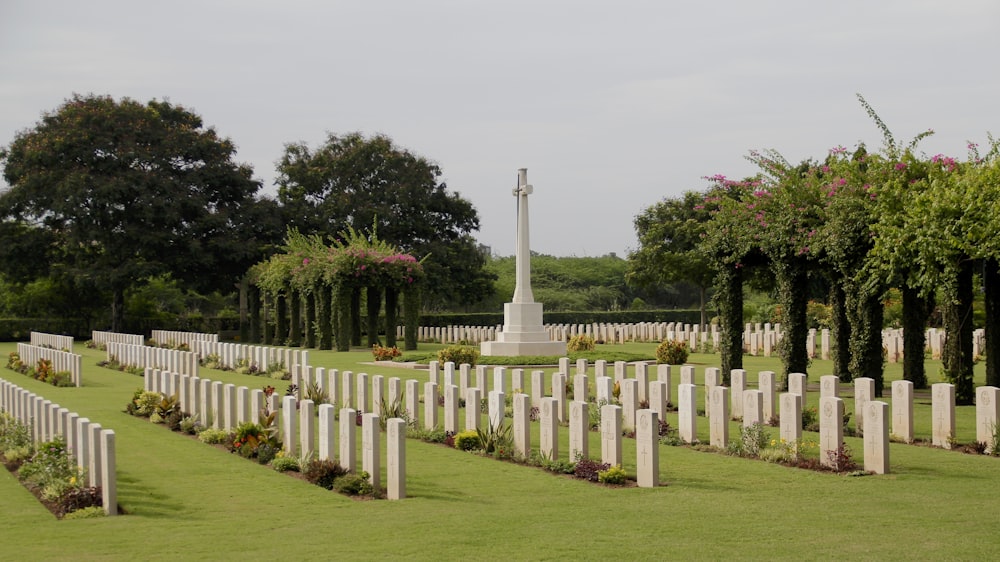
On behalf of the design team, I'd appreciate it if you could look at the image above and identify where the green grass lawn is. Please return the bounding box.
[1,341,997,560]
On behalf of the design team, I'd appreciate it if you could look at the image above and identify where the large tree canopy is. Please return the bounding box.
[0,93,279,331]
[276,132,494,310]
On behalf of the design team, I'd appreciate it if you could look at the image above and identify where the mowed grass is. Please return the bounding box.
[1,341,997,560]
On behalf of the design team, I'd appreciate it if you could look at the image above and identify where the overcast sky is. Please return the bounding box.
[2,0,998,257]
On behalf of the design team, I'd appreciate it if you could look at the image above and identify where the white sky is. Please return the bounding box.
[2,0,998,257]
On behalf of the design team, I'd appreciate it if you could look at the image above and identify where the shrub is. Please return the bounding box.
[256,443,278,465]
[655,340,689,364]
[197,428,231,444]
[333,471,374,496]
[409,426,449,443]
[130,391,162,418]
[573,455,611,482]
[566,334,596,352]
[437,345,479,366]
[454,429,481,452]
[826,443,859,473]
[271,454,300,472]
[304,380,329,405]
[62,506,106,519]
[179,415,202,435]
[802,405,819,432]
[598,465,628,485]
[0,413,33,454]
[371,344,402,361]
[303,458,348,489]
[476,419,512,457]
[56,486,102,516]
[726,423,770,458]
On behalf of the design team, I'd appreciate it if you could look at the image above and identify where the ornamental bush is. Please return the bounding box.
[655,340,689,364]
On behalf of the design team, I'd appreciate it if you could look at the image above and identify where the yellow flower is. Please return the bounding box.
[69,476,76,486]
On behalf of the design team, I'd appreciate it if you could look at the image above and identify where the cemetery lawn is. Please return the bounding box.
[1,342,997,560]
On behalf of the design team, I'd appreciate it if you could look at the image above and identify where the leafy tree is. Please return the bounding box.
[0,94,276,331]
[276,132,493,309]
[627,190,715,327]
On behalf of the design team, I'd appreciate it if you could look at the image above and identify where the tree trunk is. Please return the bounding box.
[385,288,399,348]
[111,286,125,333]
[943,259,975,405]
[403,286,420,351]
[304,290,316,349]
[366,286,382,348]
[776,260,809,389]
[318,283,333,350]
[986,258,1000,387]
[287,289,301,347]
[262,291,271,345]
[335,284,352,352]
[351,287,362,347]
[716,265,743,385]
[830,282,851,382]
[699,284,707,332]
[249,284,261,344]
[902,284,932,388]
[239,277,250,343]
[848,285,885,395]
[273,292,287,346]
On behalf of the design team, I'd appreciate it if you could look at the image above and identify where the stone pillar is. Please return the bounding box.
[596,376,613,404]
[463,387,479,432]
[743,390,764,428]
[731,369,746,420]
[318,403,336,461]
[224,383,237,431]
[614,361,626,383]
[758,371,776,422]
[704,367,720,419]
[680,365,695,386]
[405,379,419,426]
[576,358,588,375]
[443,362,456,388]
[788,372,807,399]
[635,362,649,404]
[372,374,384,416]
[250,389,264,425]
[428,360,440,384]
[488,390,505,430]
[88,423,103,491]
[211,381,224,429]
[530,370,545,409]
[976,386,1000,453]
[780,393,802,445]
[341,371,354,414]
[101,429,117,515]
[424,382,438,430]
[678,383,697,443]
[621,378,638,432]
[76,417,90,485]
[552,372,568,422]
[601,404,623,466]
[339,407,357,472]
[820,375,839,399]
[513,393,531,458]
[709,385,729,448]
[459,364,472,396]
[282,395,297,455]
[356,373,369,414]
[569,401,589,461]
[362,413,380,491]
[863,401,890,474]
[636,409,659,488]
[932,383,956,448]
[493,367,507,395]
[573,374,589,403]
[475,366,488,395]
[199,379,212,426]
[327,369,340,408]
[237,386,250,425]
[656,364,672,406]
[648,381,668,419]
[444,384,458,433]
[819,396,845,468]
[890,380,914,443]
[854,377,875,435]
[387,418,406,500]
[299,399,315,458]
[539,397,558,460]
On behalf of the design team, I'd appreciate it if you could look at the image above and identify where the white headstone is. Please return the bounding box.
[863,400,890,474]
[890,380,914,443]
[636,409,659,488]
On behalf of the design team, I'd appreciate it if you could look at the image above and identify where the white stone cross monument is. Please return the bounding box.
[481,168,567,357]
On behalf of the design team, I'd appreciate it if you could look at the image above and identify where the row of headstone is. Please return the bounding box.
[409,322,718,348]
[0,376,118,514]
[16,342,82,387]
[193,340,308,374]
[91,330,144,347]
[108,342,199,377]
[150,329,219,349]
[29,331,74,351]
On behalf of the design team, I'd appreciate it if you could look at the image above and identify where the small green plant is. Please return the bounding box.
[333,471,374,496]
[476,418,513,457]
[437,345,479,366]
[573,454,611,482]
[726,423,771,458]
[802,405,819,432]
[271,453,301,472]
[304,380,329,405]
[991,422,1000,456]
[179,415,203,435]
[198,428,231,444]
[454,429,481,451]
[567,334,596,352]
[303,458,348,489]
[62,506,106,519]
[378,396,410,429]
[597,465,628,485]
[655,340,689,364]
[826,443,858,473]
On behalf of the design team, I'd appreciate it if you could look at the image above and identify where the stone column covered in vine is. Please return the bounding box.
[403,285,420,351]
[304,290,316,349]
[774,259,809,389]
[366,286,382,347]
[287,288,301,347]
[828,281,851,382]
[942,260,975,404]
[986,259,1000,387]
[901,284,932,388]
[384,288,398,348]
[335,283,352,352]
[248,283,261,344]
[317,282,333,350]
[714,264,744,384]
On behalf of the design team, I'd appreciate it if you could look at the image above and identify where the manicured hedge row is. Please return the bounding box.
[0,316,240,342]
[417,309,706,327]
